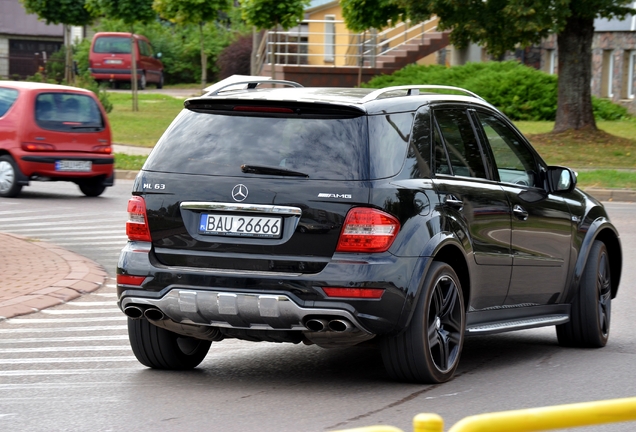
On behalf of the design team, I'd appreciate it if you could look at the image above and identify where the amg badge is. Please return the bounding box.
[317,193,352,199]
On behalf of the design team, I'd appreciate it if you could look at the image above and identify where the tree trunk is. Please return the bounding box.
[130,27,138,112]
[553,16,596,133]
[200,22,207,89]
[64,25,73,84]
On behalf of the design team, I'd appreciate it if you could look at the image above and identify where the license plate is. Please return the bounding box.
[199,214,282,238]
[55,160,92,172]
[104,59,123,64]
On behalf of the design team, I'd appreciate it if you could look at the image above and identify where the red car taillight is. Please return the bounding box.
[126,196,151,242]
[335,208,400,253]
[21,142,55,152]
[92,145,112,154]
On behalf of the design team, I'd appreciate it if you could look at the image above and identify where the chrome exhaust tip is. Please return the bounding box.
[328,319,353,333]
[123,305,144,319]
[305,318,329,332]
[144,307,165,321]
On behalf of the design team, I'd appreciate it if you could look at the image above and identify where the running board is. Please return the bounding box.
[466,314,569,335]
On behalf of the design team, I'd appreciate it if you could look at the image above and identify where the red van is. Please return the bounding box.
[0,81,113,197]
[89,32,164,90]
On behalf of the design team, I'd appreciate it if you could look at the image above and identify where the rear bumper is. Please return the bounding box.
[117,241,422,336]
[18,154,114,180]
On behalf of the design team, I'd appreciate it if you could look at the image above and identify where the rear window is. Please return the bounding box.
[93,37,131,54]
[0,87,19,117]
[144,110,369,180]
[35,93,105,132]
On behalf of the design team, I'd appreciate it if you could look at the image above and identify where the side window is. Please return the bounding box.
[0,88,19,117]
[476,112,539,187]
[433,109,487,179]
[433,126,451,175]
[368,112,414,179]
[404,107,432,179]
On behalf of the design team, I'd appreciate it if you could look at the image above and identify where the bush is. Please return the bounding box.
[364,61,630,122]
[217,34,252,79]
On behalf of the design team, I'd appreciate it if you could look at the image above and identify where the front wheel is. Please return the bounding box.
[0,155,23,198]
[556,240,611,347]
[138,73,146,90]
[381,261,465,383]
[128,318,212,369]
[156,72,164,89]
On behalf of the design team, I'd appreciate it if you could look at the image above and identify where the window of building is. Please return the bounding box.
[601,50,614,98]
[324,15,335,62]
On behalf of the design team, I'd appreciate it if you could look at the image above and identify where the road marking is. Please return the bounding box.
[0,368,141,376]
[7,317,126,324]
[1,346,130,353]
[67,302,117,307]
[0,325,126,334]
[0,335,129,344]
[0,356,137,364]
[41,309,121,315]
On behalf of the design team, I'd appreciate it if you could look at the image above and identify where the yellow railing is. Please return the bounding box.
[336,397,636,432]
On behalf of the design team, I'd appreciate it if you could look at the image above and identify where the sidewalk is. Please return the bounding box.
[0,233,108,320]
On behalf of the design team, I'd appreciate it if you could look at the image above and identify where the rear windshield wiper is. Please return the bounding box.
[70,124,103,130]
[241,164,309,178]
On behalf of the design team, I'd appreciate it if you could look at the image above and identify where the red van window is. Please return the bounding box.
[94,36,131,54]
[35,93,105,132]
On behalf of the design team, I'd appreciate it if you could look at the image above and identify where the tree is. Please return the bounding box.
[153,0,231,88]
[341,0,406,84]
[87,0,156,111]
[240,0,309,79]
[395,0,635,133]
[21,0,96,83]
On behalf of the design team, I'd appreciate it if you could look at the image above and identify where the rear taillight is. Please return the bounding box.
[335,208,400,253]
[92,145,112,154]
[21,142,55,152]
[126,196,151,242]
[323,287,385,299]
[117,274,145,286]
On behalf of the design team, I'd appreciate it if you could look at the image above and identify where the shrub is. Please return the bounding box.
[217,33,252,79]
[364,61,630,122]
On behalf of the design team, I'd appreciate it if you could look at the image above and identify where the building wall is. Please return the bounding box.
[592,31,636,103]
[306,3,349,66]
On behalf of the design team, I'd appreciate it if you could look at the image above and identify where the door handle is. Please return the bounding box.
[513,204,528,221]
[444,194,464,208]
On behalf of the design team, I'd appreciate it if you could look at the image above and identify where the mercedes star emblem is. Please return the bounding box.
[232,184,248,202]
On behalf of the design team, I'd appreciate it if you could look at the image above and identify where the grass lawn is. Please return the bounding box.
[108,93,185,147]
[109,93,636,188]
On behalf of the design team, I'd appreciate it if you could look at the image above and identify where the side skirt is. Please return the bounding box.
[466,304,570,336]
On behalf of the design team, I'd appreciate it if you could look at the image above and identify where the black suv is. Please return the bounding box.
[118,78,622,383]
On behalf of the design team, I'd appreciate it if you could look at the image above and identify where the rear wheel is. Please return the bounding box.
[557,240,611,347]
[78,179,106,197]
[0,155,23,198]
[381,261,465,383]
[128,318,211,369]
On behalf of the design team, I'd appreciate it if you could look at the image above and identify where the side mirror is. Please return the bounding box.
[547,166,577,193]
[155,52,162,59]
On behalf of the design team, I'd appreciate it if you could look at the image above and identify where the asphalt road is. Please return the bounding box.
[0,180,635,431]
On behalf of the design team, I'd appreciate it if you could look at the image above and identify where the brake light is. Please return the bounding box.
[233,106,295,113]
[92,145,112,154]
[323,287,385,299]
[117,274,145,286]
[21,142,55,152]
[126,196,151,242]
[335,208,400,253]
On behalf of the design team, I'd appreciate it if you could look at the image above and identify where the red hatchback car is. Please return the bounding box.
[0,81,114,197]
[89,32,164,90]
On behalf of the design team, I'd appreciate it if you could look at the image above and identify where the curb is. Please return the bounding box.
[0,233,109,320]
[114,170,635,203]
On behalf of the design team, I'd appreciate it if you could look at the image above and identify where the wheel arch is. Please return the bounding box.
[395,235,470,333]
[573,218,622,299]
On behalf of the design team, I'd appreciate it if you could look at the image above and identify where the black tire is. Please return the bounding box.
[138,73,146,90]
[0,155,23,198]
[156,72,164,89]
[381,261,465,383]
[128,318,212,369]
[557,240,611,348]
[78,179,106,197]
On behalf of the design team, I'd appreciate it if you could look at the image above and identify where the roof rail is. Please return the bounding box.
[360,85,485,103]
[205,78,303,96]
